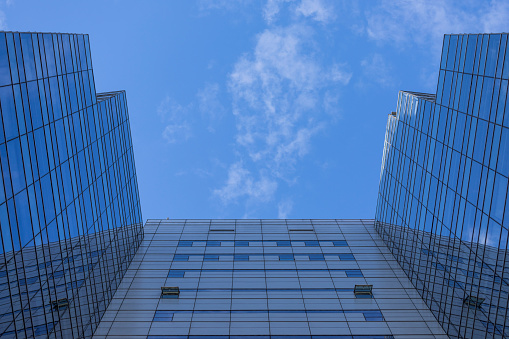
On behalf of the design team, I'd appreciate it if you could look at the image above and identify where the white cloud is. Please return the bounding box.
[366,0,509,55]
[273,125,319,176]
[322,91,341,122]
[162,123,191,144]
[361,0,509,89]
[482,0,509,33]
[278,198,293,218]
[215,22,349,208]
[228,25,339,170]
[360,53,393,88]
[0,11,6,30]
[158,83,225,142]
[197,0,252,13]
[263,0,290,24]
[263,0,335,24]
[157,95,192,144]
[295,0,334,23]
[213,162,277,204]
[197,83,225,132]
[329,63,352,85]
[212,0,349,212]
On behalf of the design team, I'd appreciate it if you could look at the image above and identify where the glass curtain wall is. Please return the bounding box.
[0,32,143,338]
[94,219,446,338]
[376,33,509,338]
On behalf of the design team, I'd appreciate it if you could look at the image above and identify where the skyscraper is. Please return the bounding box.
[0,32,143,338]
[94,219,447,338]
[376,33,509,338]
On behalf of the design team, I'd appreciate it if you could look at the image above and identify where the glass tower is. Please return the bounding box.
[375,33,509,338]
[0,32,143,338]
[94,219,447,338]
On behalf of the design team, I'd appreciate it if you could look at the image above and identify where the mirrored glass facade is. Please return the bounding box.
[375,33,509,338]
[94,219,447,338]
[0,32,143,338]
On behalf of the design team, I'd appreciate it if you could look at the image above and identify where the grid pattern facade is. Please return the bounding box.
[0,32,143,338]
[94,219,446,338]
[375,33,509,338]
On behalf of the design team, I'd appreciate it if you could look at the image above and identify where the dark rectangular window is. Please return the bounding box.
[204,255,219,261]
[345,270,363,277]
[338,253,355,261]
[153,310,174,322]
[433,263,447,271]
[173,255,189,262]
[234,254,249,261]
[168,271,185,278]
[308,254,324,261]
[363,310,384,322]
[279,254,294,261]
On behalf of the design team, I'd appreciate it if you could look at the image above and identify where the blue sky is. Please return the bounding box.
[5,0,509,220]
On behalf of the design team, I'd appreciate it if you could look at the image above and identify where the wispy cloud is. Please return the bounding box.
[197,0,259,19]
[264,0,335,24]
[278,198,293,218]
[157,96,192,144]
[329,63,352,85]
[366,0,509,54]
[228,24,342,173]
[198,0,252,12]
[482,0,509,33]
[0,2,7,30]
[162,123,192,144]
[363,0,509,89]
[158,83,225,142]
[360,53,393,88]
[214,162,277,204]
[214,6,350,214]
[197,83,225,132]
[295,0,335,23]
